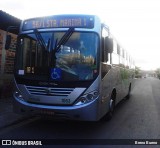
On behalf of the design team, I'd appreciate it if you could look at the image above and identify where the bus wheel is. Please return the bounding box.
[107,93,116,120]
[126,84,131,99]
[101,91,116,121]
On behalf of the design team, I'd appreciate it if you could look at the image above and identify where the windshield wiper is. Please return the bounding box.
[50,27,74,67]
[34,29,47,50]
[54,27,74,52]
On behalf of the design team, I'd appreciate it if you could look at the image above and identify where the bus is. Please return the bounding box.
[6,14,135,121]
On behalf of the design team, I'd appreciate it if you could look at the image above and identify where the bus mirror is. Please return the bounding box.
[5,35,11,50]
[105,37,113,53]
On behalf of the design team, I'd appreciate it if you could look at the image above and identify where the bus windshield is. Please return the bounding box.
[15,31,99,82]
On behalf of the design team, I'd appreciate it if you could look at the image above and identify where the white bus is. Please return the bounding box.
[6,14,135,121]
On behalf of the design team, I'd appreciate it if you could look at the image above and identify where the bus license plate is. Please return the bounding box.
[40,110,55,116]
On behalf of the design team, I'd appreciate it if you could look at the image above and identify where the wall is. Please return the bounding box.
[0,29,17,98]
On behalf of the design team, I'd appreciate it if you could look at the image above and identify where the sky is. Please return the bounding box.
[1,0,160,70]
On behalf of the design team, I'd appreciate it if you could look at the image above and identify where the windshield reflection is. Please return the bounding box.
[16,32,99,81]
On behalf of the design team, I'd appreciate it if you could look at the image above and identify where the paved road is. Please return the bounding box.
[0,77,160,147]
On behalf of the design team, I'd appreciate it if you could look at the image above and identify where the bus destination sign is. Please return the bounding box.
[22,15,95,31]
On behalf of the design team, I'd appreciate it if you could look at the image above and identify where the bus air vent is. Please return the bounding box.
[26,86,74,97]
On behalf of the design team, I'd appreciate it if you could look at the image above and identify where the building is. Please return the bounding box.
[141,70,157,78]
[0,10,21,98]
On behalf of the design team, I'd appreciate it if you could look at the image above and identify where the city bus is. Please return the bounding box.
[6,14,135,121]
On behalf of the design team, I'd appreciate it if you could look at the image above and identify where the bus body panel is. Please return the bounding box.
[100,65,134,117]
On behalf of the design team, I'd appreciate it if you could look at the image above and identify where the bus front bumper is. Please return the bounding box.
[13,95,100,121]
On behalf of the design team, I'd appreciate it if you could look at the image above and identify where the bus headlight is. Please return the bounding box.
[75,90,99,106]
[86,94,93,101]
[14,91,24,101]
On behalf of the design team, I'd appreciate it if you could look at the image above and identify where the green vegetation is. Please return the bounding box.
[135,66,142,78]
[155,68,160,79]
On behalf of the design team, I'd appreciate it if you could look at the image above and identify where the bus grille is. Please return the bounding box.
[26,86,74,97]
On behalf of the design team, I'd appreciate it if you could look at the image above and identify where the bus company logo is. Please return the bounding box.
[2,140,11,145]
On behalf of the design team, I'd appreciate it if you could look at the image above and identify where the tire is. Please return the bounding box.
[126,84,131,99]
[101,91,116,121]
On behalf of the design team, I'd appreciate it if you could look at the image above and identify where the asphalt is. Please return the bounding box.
[0,96,29,129]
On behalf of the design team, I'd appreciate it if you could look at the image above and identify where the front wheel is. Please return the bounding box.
[101,92,116,121]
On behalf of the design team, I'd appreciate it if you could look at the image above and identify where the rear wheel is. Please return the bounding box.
[126,84,131,99]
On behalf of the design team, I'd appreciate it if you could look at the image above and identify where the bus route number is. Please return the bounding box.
[62,98,71,104]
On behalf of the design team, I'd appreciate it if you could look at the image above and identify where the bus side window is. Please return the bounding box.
[105,37,113,64]
[123,50,127,67]
[121,49,125,67]
[126,52,129,68]
[107,53,111,64]
[101,37,105,62]
[117,44,120,55]
[122,49,125,58]
[119,48,122,65]
[112,41,119,65]
[102,28,109,62]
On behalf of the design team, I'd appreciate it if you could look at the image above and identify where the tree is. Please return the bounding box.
[135,66,142,78]
[155,68,160,79]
